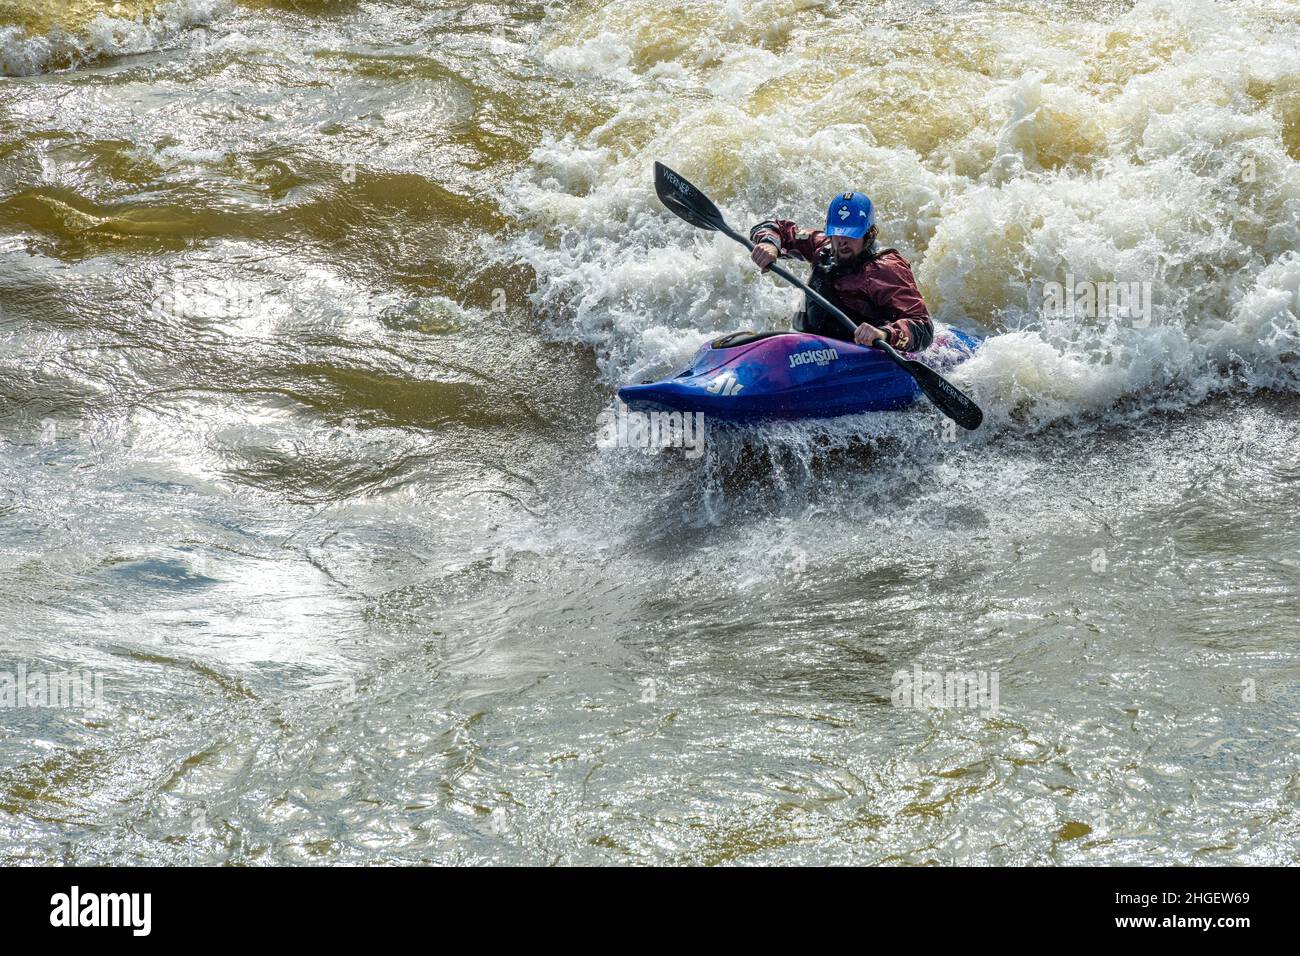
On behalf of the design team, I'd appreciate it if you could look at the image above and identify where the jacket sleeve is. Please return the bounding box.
[748,220,825,262]
[866,254,933,352]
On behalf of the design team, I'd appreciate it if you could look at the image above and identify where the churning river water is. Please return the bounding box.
[1,0,1299,865]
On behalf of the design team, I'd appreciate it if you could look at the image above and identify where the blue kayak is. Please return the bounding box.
[617,326,981,422]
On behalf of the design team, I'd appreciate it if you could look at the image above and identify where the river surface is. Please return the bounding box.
[1,0,1299,865]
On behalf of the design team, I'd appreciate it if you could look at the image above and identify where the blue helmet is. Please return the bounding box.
[825,191,875,238]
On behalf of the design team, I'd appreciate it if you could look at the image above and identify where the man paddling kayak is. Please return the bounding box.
[749,192,933,352]
[648,161,982,429]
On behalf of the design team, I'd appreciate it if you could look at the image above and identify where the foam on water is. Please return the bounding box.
[0,0,231,76]
[507,0,1300,437]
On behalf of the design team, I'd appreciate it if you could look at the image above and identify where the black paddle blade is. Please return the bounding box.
[654,161,726,232]
[904,357,983,430]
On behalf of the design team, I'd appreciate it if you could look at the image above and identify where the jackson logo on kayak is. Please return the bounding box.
[788,347,839,369]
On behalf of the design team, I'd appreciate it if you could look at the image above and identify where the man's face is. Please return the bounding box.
[830,234,865,262]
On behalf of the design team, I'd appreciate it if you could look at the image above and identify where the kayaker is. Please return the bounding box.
[748,192,933,352]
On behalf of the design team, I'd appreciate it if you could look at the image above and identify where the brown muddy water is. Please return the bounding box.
[1,0,1298,864]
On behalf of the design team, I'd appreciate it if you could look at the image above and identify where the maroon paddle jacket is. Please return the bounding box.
[749,219,933,352]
